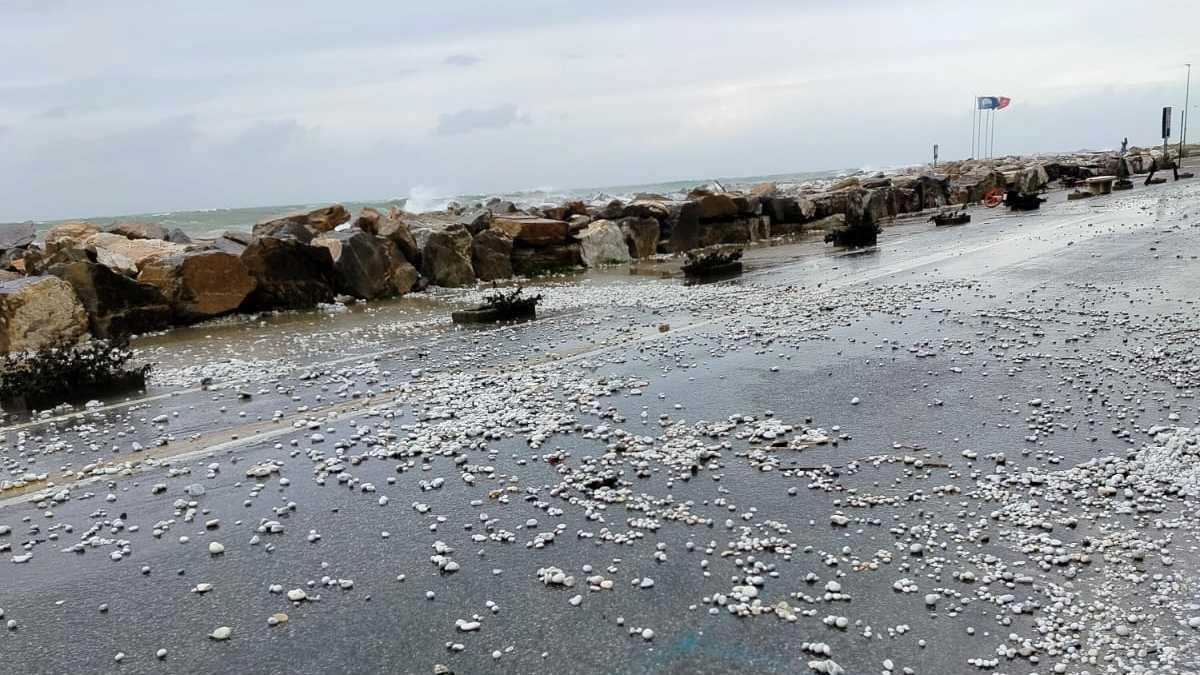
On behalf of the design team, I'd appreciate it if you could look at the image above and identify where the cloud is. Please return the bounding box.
[443,54,480,67]
[434,104,530,136]
[0,0,1197,221]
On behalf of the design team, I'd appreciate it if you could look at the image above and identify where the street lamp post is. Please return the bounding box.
[1182,63,1191,159]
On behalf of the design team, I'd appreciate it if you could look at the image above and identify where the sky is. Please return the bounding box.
[0,0,1196,221]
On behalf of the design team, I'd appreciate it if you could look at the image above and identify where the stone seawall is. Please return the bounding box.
[0,147,1181,351]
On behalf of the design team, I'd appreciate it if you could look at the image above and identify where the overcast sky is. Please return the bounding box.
[1,0,1195,221]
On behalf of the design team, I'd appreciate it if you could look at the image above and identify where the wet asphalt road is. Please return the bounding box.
[2,177,1200,675]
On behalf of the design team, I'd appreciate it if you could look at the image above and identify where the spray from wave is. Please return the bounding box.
[403,185,453,213]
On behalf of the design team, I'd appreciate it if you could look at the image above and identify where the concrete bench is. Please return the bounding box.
[1086,176,1115,195]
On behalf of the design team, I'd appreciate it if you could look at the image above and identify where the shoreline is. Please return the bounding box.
[1,173,1178,503]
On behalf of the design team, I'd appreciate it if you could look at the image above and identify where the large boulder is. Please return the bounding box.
[251,219,317,244]
[377,209,422,266]
[0,222,36,251]
[19,246,88,276]
[763,197,816,235]
[750,182,778,198]
[107,222,169,241]
[44,221,101,255]
[84,233,187,274]
[420,225,475,288]
[1005,164,1049,194]
[382,247,420,297]
[458,209,493,235]
[49,261,172,338]
[240,237,336,310]
[138,250,257,322]
[810,188,866,222]
[540,202,587,222]
[620,217,660,259]
[748,216,771,241]
[1,246,43,274]
[211,233,249,255]
[253,204,349,240]
[861,187,897,225]
[352,207,385,235]
[491,215,568,246]
[576,220,631,267]
[668,202,752,252]
[313,230,416,299]
[511,244,583,276]
[622,199,672,221]
[471,230,514,282]
[893,175,950,213]
[951,170,1007,204]
[693,194,739,221]
[0,276,89,351]
[824,213,878,247]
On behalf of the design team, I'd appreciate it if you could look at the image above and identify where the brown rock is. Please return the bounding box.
[353,207,384,235]
[420,225,475,288]
[0,276,89,351]
[749,182,778,198]
[491,215,568,246]
[619,217,660,259]
[2,246,43,275]
[138,250,257,322]
[378,208,421,265]
[694,194,739,221]
[84,233,188,275]
[251,219,317,244]
[763,197,816,235]
[49,261,172,338]
[44,221,101,255]
[622,200,672,221]
[511,244,582,276]
[211,236,248,255]
[471,230,514,282]
[0,222,36,250]
[384,248,420,296]
[253,204,350,239]
[240,237,336,310]
[667,202,751,252]
[107,222,169,240]
[313,230,415,299]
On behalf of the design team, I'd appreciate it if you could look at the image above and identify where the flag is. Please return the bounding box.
[977,96,1012,110]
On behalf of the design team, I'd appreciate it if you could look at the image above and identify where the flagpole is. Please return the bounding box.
[982,110,988,158]
[971,96,977,158]
[979,109,988,158]
[986,110,992,158]
[991,108,997,158]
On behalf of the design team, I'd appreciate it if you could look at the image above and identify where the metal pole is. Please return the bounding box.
[984,108,990,158]
[1181,63,1191,158]
[971,96,977,158]
[990,109,996,158]
[986,109,993,158]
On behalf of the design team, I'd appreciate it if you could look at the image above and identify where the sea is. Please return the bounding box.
[29,167,878,238]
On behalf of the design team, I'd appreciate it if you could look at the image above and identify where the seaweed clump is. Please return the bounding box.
[481,286,542,316]
[452,286,542,324]
[0,337,150,411]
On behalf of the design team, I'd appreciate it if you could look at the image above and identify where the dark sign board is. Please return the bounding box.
[1163,106,1173,139]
